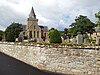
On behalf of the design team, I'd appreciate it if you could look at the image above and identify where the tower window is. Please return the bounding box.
[34,26,35,29]
[37,31,39,38]
[34,31,35,38]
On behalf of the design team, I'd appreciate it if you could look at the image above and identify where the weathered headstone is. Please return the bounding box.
[84,38,90,44]
[15,38,18,42]
[66,38,70,42]
[76,33,83,44]
[96,36,100,45]
[18,32,24,42]
[72,38,76,43]
[83,34,90,44]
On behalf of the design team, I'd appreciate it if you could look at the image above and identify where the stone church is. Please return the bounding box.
[23,7,48,42]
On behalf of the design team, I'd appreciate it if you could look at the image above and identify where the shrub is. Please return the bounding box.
[48,29,62,43]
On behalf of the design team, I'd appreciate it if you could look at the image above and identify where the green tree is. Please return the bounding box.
[48,29,62,43]
[49,27,55,31]
[95,11,100,26]
[61,28,68,40]
[95,11,100,32]
[0,30,4,41]
[69,15,96,37]
[95,11,100,19]
[64,28,68,35]
[5,22,23,42]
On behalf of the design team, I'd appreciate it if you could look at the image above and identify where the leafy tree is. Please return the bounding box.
[95,11,100,19]
[64,28,68,35]
[0,30,4,41]
[49,28,55,31]
[95,11,100,26]
[95,11,100,32]
[62,28,68,40]
[69,15,96,37]
[48,29,62,43]
[59,31,64,35]
[5,22,23,42]
[59,28,71,40]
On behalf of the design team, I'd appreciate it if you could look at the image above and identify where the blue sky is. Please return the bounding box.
[0,0,100,30]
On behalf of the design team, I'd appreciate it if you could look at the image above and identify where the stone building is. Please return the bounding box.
[23,7,48,42]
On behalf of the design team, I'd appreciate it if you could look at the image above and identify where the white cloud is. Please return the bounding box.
[0,0,100,30]
[38,0,56,6]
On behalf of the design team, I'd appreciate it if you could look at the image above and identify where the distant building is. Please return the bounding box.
[23,7,48,42]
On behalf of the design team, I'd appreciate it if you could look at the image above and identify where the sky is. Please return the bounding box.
[0,0,100,31]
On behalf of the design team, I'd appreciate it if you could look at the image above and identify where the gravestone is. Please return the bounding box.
[18,32,24,42]
[84,38,90,44]
[76,33,83,44]
[72,38,76,43]
[66,38,70,42]
[83,34,90,44]
[96,36,100,45]
[15,38,18,42]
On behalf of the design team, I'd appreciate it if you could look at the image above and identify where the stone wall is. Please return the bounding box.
[0,44,100,75]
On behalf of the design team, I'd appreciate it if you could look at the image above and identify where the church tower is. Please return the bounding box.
[27,7,38,29]
[27,7,41,40]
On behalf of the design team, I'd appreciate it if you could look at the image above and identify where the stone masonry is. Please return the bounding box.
[0,44,100,75]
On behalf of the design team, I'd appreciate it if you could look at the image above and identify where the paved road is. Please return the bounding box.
[0,52,67,75]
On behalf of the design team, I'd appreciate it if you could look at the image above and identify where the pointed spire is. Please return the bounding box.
[29,7,36,19]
